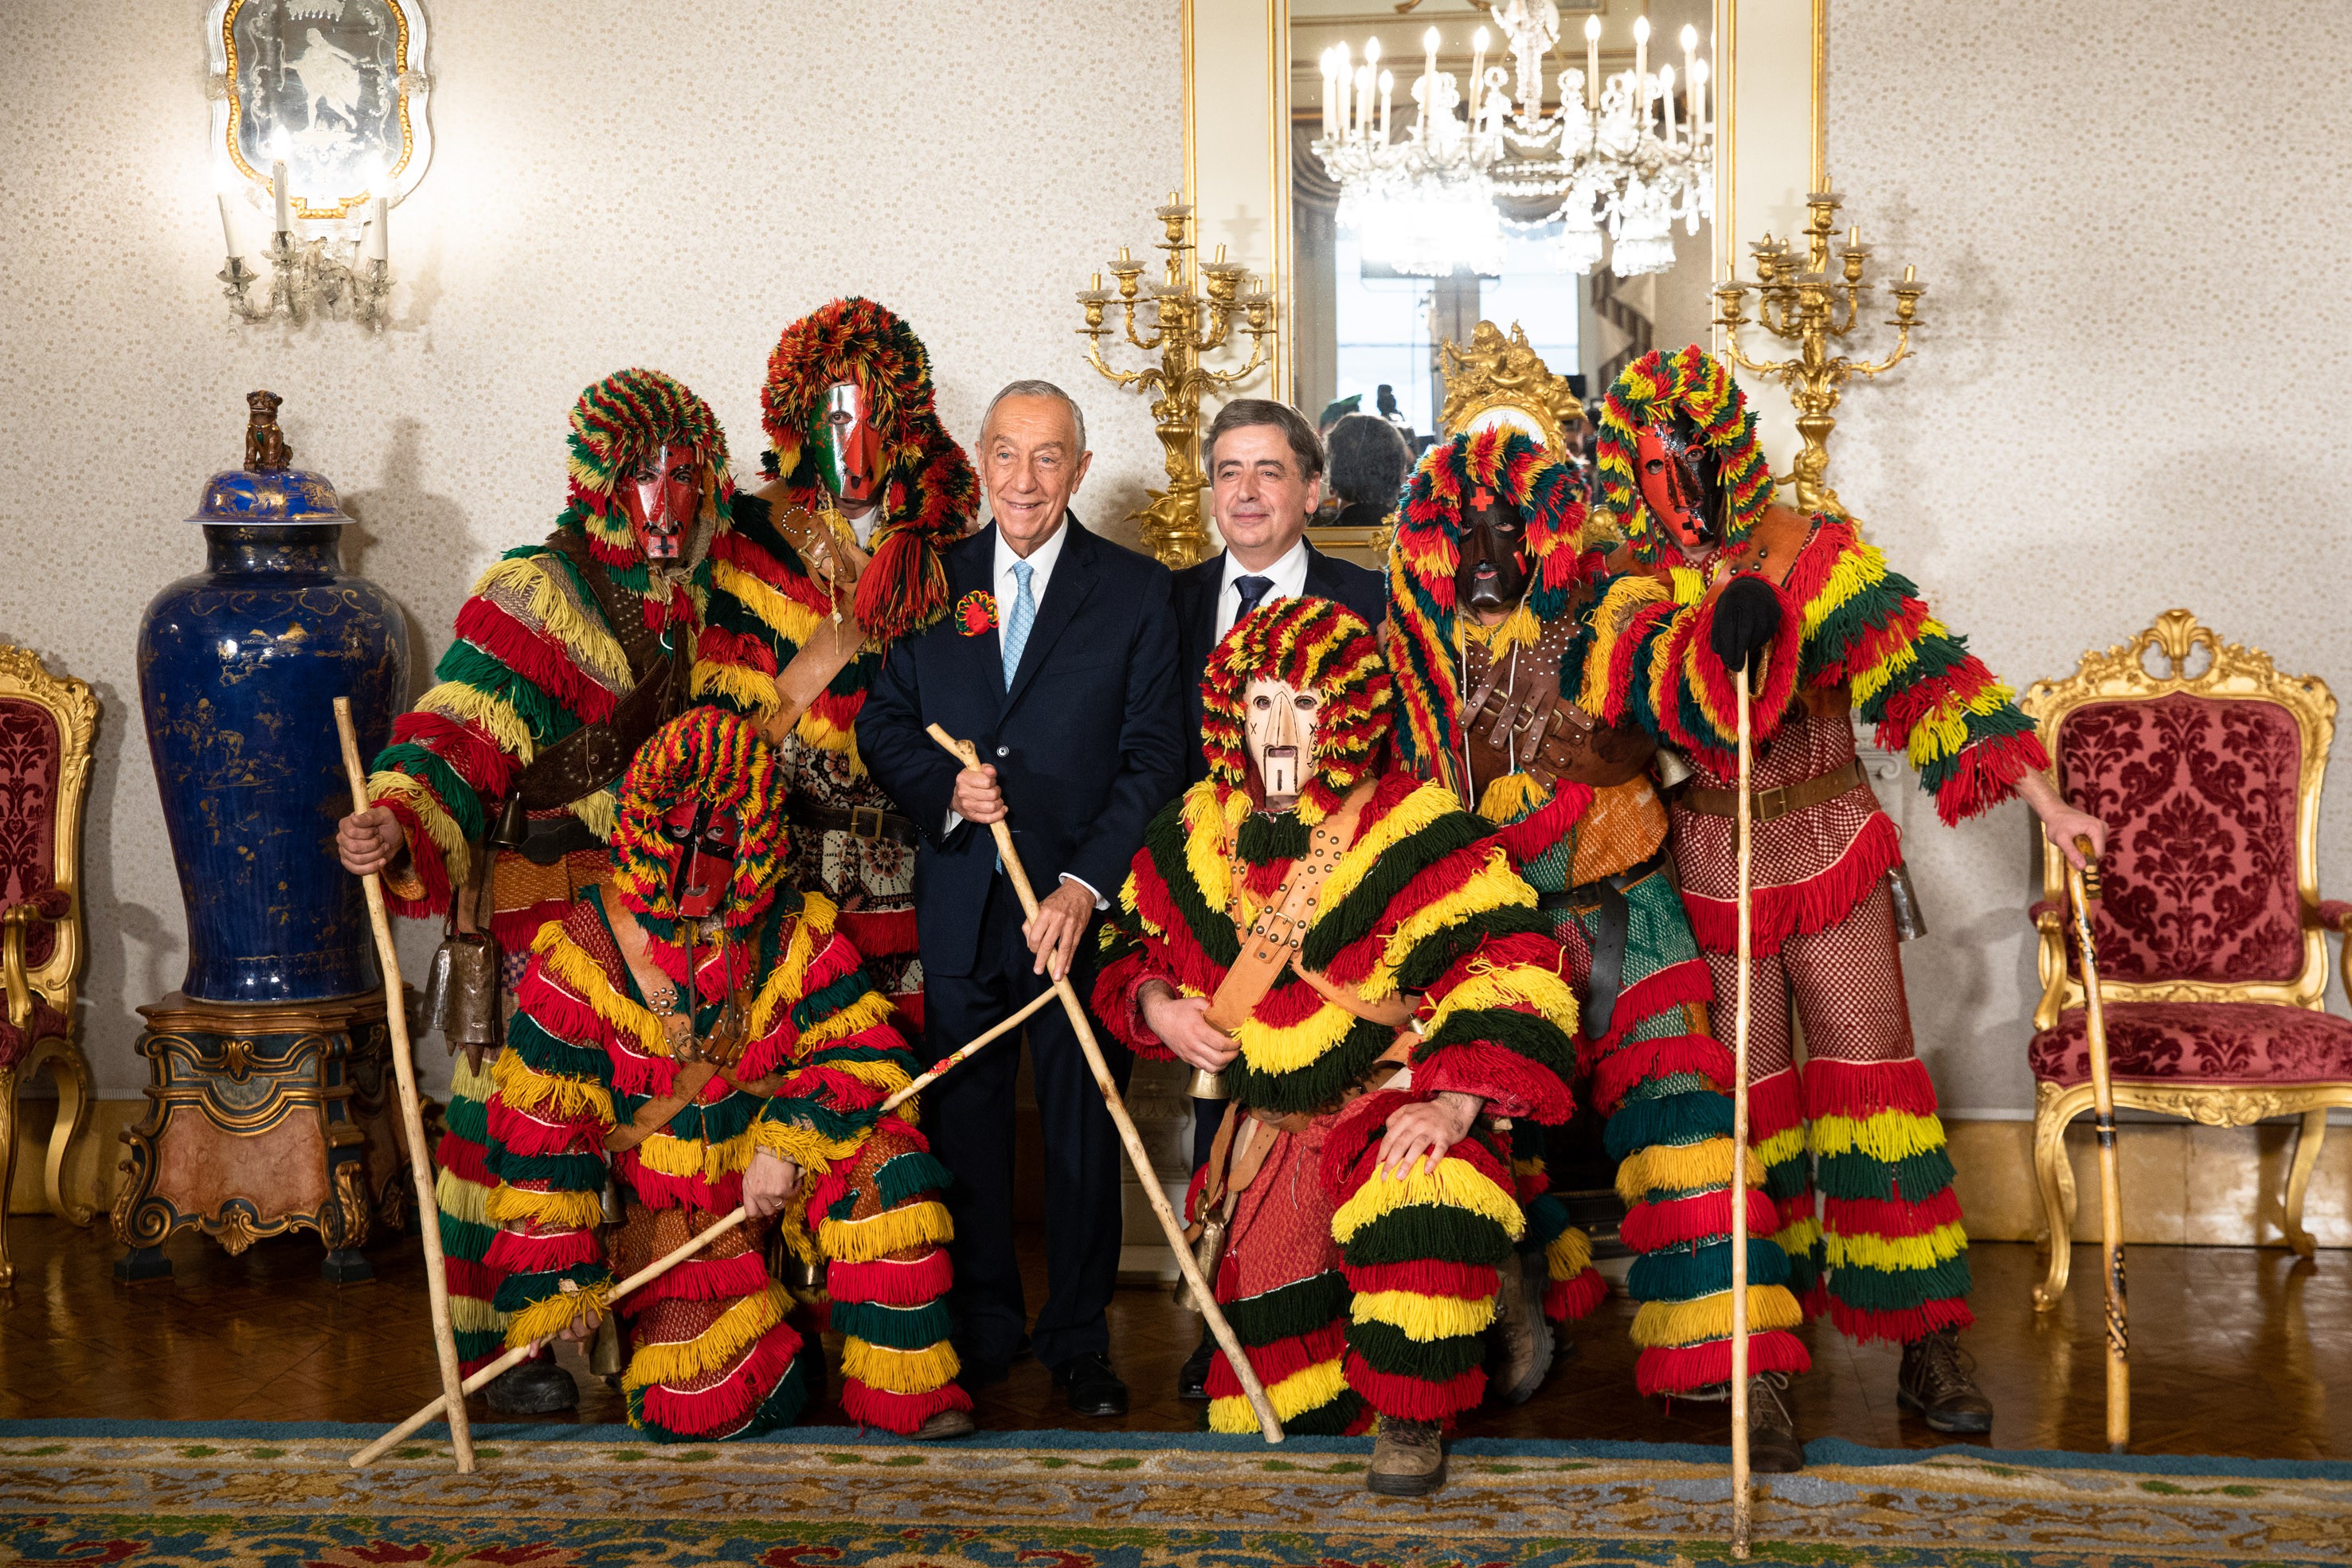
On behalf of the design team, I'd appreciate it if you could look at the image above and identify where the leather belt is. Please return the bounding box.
[1677,757,1865,823]
[787,798,921,847]
[512,811,606,866]
[1539,850,1669,1038]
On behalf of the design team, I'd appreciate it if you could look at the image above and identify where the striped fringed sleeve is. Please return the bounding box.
[693,490,890,759]
[366,546,633,920]
[1782,517,2049,827]
[1088,796,1200,1066]
[481,933,622,1351]
[1571,569,1806,775]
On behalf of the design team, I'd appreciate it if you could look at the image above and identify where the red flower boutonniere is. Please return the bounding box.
[957,589,997,636]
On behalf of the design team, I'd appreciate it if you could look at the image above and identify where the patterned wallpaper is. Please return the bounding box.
[0,1,1181,1098]
[1826,0,2352,1111]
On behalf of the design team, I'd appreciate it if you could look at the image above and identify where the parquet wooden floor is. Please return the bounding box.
[1,1218,2343,1459]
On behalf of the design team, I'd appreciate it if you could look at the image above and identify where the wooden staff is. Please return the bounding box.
[927,724,1284,1443]
[350,985,1051,1468]
[2064,833,2129,1452]
[334,697,477,1476]
[1729,671,1754,1558]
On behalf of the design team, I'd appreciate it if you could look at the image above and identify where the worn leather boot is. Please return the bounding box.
[1746,1371,1806,1473]
[1898,1327,1994,1433]
[483,1359,578,1415]
[910,1406,976,1441]
[1177,1325,1215,1402]
[1486,1250,1554,1406]
[1368,1416,1447,1496]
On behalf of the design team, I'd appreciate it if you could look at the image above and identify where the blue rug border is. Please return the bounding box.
[1,1417,2344,1480]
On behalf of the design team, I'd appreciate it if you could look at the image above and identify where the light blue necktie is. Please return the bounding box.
[1001,560,1036,691]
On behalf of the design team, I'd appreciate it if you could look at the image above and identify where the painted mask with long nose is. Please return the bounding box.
[659,797,743,919]
[619,443,702,563]
[810,379,883,509]
[1244,678,1323,814]
[1634,409,1724,553]
[1454,487,1530,616]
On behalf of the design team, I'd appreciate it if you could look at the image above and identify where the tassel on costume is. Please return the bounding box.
[1805,1056,1974,1343]
[436,1054,508,1373]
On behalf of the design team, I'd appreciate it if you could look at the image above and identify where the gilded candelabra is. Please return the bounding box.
[1077,195,1278,568]
[222,229,393,332]
[1712,187,1926,514]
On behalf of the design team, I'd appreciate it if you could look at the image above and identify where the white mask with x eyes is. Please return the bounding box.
[1243,678,1322,812]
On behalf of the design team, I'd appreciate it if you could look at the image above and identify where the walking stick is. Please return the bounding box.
[1729,670,1754,1558]
[926,724,1286,1443]
[352,983,1057,1468]
[2063,834,2129,1452]
[334,698,477,1476]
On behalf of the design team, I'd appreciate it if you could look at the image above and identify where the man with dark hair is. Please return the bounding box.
[1325,412,1414,534]
[1164,396,1385,1402]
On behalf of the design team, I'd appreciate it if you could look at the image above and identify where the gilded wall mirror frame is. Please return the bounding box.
[1178,0,1822,565]
[207,0,433,222]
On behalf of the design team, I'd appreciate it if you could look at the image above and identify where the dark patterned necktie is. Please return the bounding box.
[1233,574,1275,626]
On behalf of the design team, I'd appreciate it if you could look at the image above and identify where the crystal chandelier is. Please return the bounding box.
[1310,3,1712,280]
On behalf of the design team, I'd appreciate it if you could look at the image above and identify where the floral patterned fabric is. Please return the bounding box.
[2059,694,2303,984]
[0,697,60,970]
[2031,1000,2352,1086]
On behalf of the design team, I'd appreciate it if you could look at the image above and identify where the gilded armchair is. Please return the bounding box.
[2019,610,2352,1308]
[0,643,100,1287]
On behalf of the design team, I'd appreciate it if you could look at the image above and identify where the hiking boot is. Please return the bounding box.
[1898,1327,1994,1434]
[483,1359,577,1415]
[1368,1416,1447,1496]
[1746,1371,1805,1473]
[1487,1250,1554,1406]
[910,1406,976,1441]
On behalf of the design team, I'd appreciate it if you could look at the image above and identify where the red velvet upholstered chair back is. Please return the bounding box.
[0,692,65,983]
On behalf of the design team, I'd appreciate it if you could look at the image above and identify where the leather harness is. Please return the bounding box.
[758,500,876,747]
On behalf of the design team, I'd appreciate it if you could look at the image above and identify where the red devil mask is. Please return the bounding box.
[1634,412,1724,554]
[1454,486,1530,616]
[619,442,702,561]
[659,796,742,918]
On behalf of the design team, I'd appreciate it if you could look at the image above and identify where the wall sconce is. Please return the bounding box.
[205,0,432,330]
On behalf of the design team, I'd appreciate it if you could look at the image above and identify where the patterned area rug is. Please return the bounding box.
[1,1421,2346,1566]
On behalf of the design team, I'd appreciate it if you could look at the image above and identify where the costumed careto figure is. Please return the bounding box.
[1091,597,1580,1496]
[335,370,757,1414]
[478,707,971,1441]
[1578,346,2107,1431]
[1384,426,1811,1471]
[697,298,979,1034]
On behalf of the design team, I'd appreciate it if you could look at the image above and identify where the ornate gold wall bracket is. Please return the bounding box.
[1712,185,1927,515]
[1078,195,1278,568]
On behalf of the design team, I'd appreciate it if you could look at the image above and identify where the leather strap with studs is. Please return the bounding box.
[1203,780,1387,1035]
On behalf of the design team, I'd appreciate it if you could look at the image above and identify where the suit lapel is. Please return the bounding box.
[1180,557,1220,657]
[1003,516,1100,714]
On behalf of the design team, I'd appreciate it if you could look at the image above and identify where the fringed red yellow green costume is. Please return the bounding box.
[1385,427,1807,1396]
[366,368,751,1375]
[481,708,965,1439]
[1093,599,1580,1435]
[1580,346,2051,1345]
[697,299,978,1032]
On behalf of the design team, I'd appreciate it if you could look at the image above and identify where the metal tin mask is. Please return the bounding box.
[1244,678,1322,814]
[659,797,742,919]
[1455,487,1530,616]
[1634,411,1723,553]
[810,379,882,507]
[620,442,701,561]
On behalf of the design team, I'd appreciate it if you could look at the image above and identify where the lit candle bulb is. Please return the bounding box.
[1335,43,1353,136]
[1356,64,1374,139]
[1689,57,1708,146]
[1633,16,1650,127]
[1422,27,1439,134]
[271,158,291,233]
[1364,36,1382,137]
[216,192,243,260]
[366,195,388,262]
[1470,26,1489,131]
[1379,68,1394,143]
[1585,14,1601,111]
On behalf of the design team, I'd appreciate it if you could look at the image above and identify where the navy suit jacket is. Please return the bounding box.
[1171,542,1388,785]
[858,516,1184,980]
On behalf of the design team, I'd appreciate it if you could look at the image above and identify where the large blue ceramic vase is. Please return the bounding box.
[136,395,410,1004]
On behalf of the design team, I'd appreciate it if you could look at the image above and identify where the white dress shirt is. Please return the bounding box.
[1213,537,1313,639]
[947,515,1103,907]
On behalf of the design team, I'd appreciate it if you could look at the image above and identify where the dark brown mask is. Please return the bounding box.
[1456,486,1529,616]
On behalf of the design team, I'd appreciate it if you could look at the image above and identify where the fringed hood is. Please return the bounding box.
[1199,596,1392,827]
[609,707,793,969]
[1594,346,1772,565]
[557,367,734,591]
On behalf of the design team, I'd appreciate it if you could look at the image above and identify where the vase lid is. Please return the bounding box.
[187,388,350,526]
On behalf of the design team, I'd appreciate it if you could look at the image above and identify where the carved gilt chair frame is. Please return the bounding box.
[2018,609,2352,1308]
[0,643,100,1288]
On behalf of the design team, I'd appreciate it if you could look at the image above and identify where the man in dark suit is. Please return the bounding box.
[859,380,1183,1418]
[1172,400,1387,789]
[1166,397,1387,1400]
